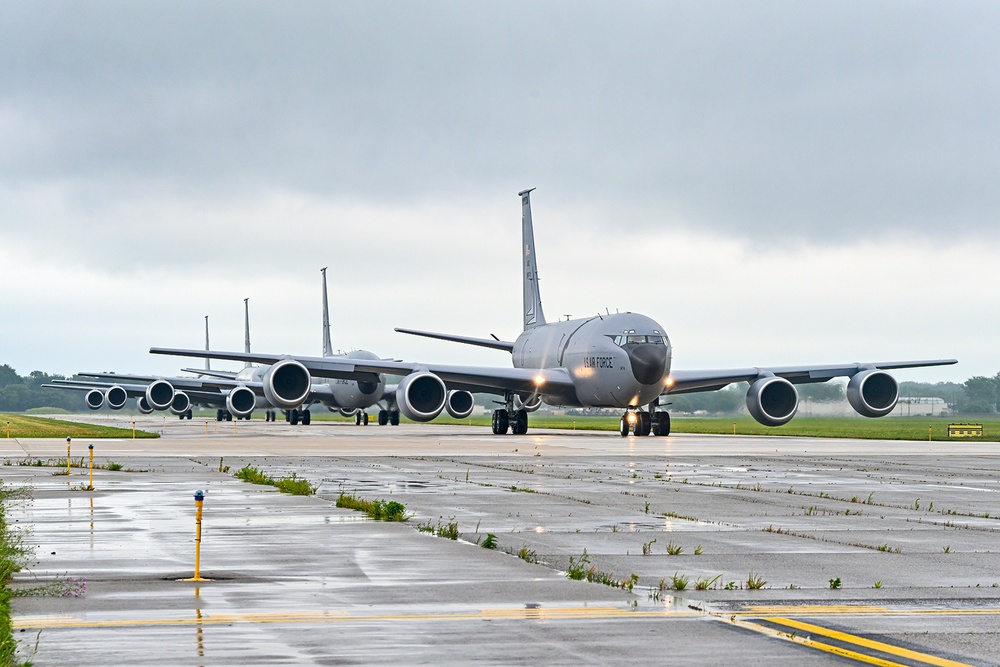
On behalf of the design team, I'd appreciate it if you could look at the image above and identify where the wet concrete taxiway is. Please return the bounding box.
[6,416,1000,665]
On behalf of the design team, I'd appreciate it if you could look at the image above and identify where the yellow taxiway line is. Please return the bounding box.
[14,606,702,630]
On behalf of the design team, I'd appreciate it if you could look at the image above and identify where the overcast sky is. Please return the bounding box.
[1,1,997,383]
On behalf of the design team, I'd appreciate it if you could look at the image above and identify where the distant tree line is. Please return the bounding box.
[0,365,81,412]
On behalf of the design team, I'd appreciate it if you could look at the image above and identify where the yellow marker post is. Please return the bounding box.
[66,437,71,476]
[88,444,94,489]
[205,421,209,437]
[132,421,136,440]
[182,490,211,582]
[733,422,737,435]
[6,421,9,439]
[929,426,933,442]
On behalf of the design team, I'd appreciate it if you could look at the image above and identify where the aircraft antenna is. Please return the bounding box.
[321,267,333,357]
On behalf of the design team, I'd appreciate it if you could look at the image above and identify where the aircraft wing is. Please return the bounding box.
[180,368,240,379]
[77,371,265,394]
[667,359,958,395]
[150,347,577,398]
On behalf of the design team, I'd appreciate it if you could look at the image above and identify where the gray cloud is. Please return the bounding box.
[3,2,998,244]
[0,2,994,380]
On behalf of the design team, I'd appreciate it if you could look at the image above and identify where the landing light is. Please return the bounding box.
[627,413,637,424]
[534,374,546,386]
[664,376,675,388]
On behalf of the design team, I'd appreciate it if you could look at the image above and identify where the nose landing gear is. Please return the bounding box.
[619,408,671,437]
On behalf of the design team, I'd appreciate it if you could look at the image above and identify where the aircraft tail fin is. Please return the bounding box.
[243,298,252,369]
[203,315,211,373]
[321,267,333,357]
[519,188,546,330]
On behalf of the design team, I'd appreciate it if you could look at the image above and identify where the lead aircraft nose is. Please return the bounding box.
[626,343,668,385]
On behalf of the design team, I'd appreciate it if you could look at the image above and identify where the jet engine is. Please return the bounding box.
[106,385,128,410]
[145,379,175,411]
[262,359,312,410]
[136,396,154,414]
[847,369,898,418]
[445,390,475,419]
[396,372,447,422]
[226,386,257,419]
[169,391,191,416]
[746,376,798,427]
[514,394,542,413]
[84,389,104,410]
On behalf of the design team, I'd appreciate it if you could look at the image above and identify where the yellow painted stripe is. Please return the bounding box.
[711,613,909,667]
[740,605,890,615]
[766,618,973,667]
[738,606,1000,618]
[14,606,701,630]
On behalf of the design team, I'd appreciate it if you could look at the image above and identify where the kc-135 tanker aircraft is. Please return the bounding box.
[152,189,956,436]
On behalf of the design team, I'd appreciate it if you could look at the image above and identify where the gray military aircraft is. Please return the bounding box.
[152,189,956,436]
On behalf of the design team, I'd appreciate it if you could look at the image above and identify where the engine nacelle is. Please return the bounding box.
[338,407,359,417]
[514,394,542,413]
[106,385,128,410]
[262,359,312,410]
[136,396,154,414]
[396,372,447,422]
[169,391,191,416]
[226,386,257,419]
[847,369,898,418]
[85,389,104,410]
[445,390,475,419]
[746,376,798,427]
[145,379,175,411]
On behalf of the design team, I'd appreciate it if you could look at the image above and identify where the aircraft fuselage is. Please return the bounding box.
[513,312,672,408]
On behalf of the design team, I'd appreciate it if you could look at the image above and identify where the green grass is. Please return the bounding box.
[0,483,33,665]
[0,413,158,439]
[235,466,317,496]
[336,492,409,521]
[421,414,1000,441]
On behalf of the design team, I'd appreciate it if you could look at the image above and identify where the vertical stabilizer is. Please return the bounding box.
[519,188,546,330]
[243,298,252,369]
[203,316,211,372]
[321,267,333,357]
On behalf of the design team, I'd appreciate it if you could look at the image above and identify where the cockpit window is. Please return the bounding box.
[613,335,666,346]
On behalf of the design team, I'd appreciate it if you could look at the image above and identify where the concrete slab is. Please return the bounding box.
[6,417,1000,665]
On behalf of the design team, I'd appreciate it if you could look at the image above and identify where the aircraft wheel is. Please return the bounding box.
[302,409,311,426]
[216,409,224,422]
[390,410,400,426]
[653,412,671,436]
[512,409,528,435]
[362,412,369,425]
[225,412,233,422]
[355,411,362,425]
[619,415,630,437]
[378,410,388,426]
[637,411,652,436]
[289,409,299,426]
[492,409,510,435]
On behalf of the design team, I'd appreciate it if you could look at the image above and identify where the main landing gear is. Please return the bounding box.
[284,408,312,425]
[619,408,670,437]
[492,392,528,435]
[355,411,369,425]
[377,409,400,426]
[264,409,277,422]
[178,409,193,420]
